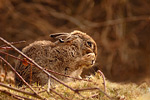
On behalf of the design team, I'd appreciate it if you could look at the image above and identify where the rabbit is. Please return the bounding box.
[15,30,97,86]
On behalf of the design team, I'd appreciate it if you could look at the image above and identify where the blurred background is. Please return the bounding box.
[0,0,150,84]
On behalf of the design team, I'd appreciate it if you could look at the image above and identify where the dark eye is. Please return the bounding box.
[87,41,92,48]
[65,67,69,71]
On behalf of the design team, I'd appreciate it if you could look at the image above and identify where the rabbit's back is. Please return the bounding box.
[15,40,82,86]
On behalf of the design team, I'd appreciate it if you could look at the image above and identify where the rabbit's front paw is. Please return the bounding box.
[76,53,96,68]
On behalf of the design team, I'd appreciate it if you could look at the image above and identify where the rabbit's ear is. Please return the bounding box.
[63,35,78,43]
[50,32,78,43]
[50,33,69,38]
[50,33,70,42]
[57,35,78,43]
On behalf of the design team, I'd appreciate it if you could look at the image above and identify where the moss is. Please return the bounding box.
[0,72,149,100]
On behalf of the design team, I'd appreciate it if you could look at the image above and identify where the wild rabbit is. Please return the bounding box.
[15,30,97,86]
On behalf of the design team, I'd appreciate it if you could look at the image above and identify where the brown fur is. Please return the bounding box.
[15,30,97,86]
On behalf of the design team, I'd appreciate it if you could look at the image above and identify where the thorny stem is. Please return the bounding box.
[0,56,43,100]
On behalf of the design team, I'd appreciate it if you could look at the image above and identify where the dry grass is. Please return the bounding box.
[0,72,149,100]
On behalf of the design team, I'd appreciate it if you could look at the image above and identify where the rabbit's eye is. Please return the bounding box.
[87,41,93,48]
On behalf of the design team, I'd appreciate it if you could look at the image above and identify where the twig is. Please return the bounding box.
[45,68,98,84]
[0,82,40,99]
[0,51,25,62]
[0,51,32,65]
[30,64,33,85]
[4,64,7,81]
[97,70,106,92]
[0,89,34,100]
[0,41,26,47]
[38,90,47,94]
[0,56,43,100]
[50,89,70,100]
[0,47,12,50]
[75,87,112,100]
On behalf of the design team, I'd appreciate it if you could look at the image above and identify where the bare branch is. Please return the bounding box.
[0,82,40,99]
[50,89,70,100]
[75,87,112,100]
[0,56,43,100]
[0,89,35,100]
[45,68,98,84]
[0,41,26,47]
[97,70,106,92]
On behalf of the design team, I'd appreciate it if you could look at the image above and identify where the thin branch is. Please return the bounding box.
[45,68,98,84]
[97,70,106,92]
[75,87,112,100]
[0,56,43,100]
[0,47,12,50]
[0,89,35,100]
[50,89,70,100]
[0,51,24,62]
[0,41,26,47]
[0,82,40,99]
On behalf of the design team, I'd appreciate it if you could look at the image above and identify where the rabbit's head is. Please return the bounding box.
[50,30,97,57]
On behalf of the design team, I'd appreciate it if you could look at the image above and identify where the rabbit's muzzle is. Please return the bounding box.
[66,53,96,81]
[85,53,96,67]
[77,53,96,69]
